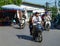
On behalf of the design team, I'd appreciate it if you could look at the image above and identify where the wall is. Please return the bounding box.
[20,4,45,21]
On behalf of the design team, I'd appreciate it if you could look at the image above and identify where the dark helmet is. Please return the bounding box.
[45,11,48,14]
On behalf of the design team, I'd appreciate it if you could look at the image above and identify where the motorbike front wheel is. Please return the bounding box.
[33,31,43,42]
[36,32,43,42]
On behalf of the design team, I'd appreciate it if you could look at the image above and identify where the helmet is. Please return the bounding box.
[33,12,40,15]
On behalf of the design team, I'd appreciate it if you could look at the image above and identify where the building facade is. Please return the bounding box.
[20,2,45,21]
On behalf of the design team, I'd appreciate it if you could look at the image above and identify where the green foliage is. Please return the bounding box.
[0,0,22,6]
[59,8,60,11]
[14,0,22,6]
[0,7,3,10]
[50,7,57,20]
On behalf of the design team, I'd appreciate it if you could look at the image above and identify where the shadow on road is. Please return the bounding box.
[13,27,20,29]
[16,35,33,41]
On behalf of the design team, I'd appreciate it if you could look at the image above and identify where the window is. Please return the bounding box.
[27,10,33,18]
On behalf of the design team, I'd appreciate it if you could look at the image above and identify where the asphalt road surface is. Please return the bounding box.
[0,25,60,46]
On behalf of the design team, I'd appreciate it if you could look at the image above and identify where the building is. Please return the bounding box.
[20,2,45,21]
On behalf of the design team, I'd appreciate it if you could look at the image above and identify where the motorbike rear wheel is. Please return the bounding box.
[20,23,25,29]
[46,24,50,31]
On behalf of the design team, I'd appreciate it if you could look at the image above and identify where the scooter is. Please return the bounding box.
[20,18,25,29]
[32,22,43,42]
[45,21,51,31]
[18,18,25,29]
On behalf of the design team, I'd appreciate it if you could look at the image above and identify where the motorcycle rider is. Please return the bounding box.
[32,12,42,36]
[29,14,34,35]
[44,12,51,30]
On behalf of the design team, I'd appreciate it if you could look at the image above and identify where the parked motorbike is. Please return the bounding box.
[32,22,43,42]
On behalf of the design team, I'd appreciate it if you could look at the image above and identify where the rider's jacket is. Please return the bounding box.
[44,15,51,22]
[32,16,42,25]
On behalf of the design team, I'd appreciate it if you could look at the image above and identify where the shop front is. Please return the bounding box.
[0,10,16,26]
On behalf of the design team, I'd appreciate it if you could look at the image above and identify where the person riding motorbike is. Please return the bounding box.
[44,12,51,31]
[32,12,43,38]
[20,12,26,29]
[18,11,26,29]
[41,14,45,29]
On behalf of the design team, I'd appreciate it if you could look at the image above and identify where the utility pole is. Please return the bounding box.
[55,0,59,14]
[55,0,57,9]
[58,0,60,14]
[46,2,49,11]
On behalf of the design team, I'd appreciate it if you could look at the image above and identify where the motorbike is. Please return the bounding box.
[32,22,43,42]
[19,18,25,29]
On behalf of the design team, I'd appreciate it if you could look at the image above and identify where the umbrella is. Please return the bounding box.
[1,4,25,11]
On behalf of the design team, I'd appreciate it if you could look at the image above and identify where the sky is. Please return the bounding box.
[23,0,58,6]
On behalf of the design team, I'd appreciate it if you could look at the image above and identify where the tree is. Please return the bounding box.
[0,0,22,6]
[50,7,57,20]
[59,8,60,11]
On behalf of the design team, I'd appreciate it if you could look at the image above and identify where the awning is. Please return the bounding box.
[1,4,25,11]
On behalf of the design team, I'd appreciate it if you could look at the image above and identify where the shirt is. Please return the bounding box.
[44,15,51,22]
[32,16,42,25]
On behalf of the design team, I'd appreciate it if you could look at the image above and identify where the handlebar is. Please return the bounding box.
[34,21,41,25]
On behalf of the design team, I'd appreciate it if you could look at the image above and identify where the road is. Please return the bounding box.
[0,25,60,46]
